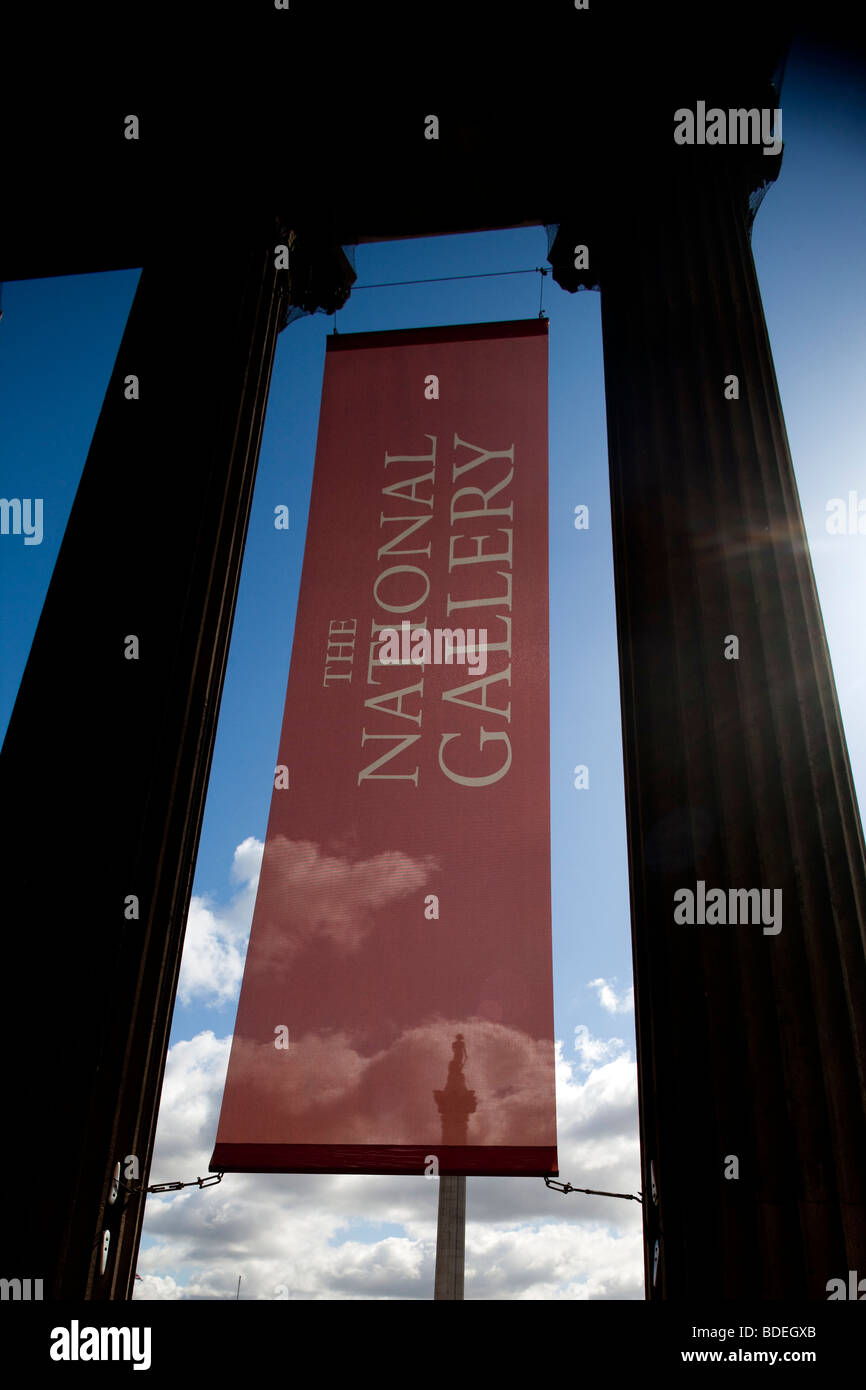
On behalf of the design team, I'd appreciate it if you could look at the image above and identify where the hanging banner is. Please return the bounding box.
[211,319,556,1175]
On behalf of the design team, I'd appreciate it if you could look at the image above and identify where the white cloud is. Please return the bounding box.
[177,835,439,1010]
[137,1024,641,1300]
[215,1017,556,1147]
[587,976,635,1015]
[248,833,438,962]
[229,836,265,887]
[177,839,263,1008]
[140,839,643,1300]
[573,1023,624,1071]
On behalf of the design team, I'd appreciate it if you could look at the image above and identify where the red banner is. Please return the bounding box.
[211,319,556,1175]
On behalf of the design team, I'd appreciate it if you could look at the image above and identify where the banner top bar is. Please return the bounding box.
[326,318,549,352]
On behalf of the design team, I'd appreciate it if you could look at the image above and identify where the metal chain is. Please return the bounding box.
[545,1175,643,1203]
[125,1168,641,1202]
[121,1172,224,1197]
[125,1170,640,1201]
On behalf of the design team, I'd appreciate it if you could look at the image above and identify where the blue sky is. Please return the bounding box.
[1,38,864,1299]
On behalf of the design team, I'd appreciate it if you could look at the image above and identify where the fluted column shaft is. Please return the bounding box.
[0,219,288,1299]
[601,158,866,1298]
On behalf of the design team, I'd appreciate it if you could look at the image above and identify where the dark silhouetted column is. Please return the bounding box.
[0,217,289,1299]
[599,153,866,1298]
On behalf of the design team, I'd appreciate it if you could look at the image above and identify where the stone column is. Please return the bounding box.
[434,1177,466,1300]
[0,216,290,1299]
[598,153,866,1298]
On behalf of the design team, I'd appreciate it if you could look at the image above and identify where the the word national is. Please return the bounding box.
[378,621,488,677]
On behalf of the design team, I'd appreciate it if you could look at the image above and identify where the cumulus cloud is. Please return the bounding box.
[573,1023,627,1072]
[215,1016,556,1147]
[137,1027,641,1300]
[587,976,634,1015]
[177,835,437,1007]
[249,834,439,963]
[139,839,643,1300]
[177,838,263,1007]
